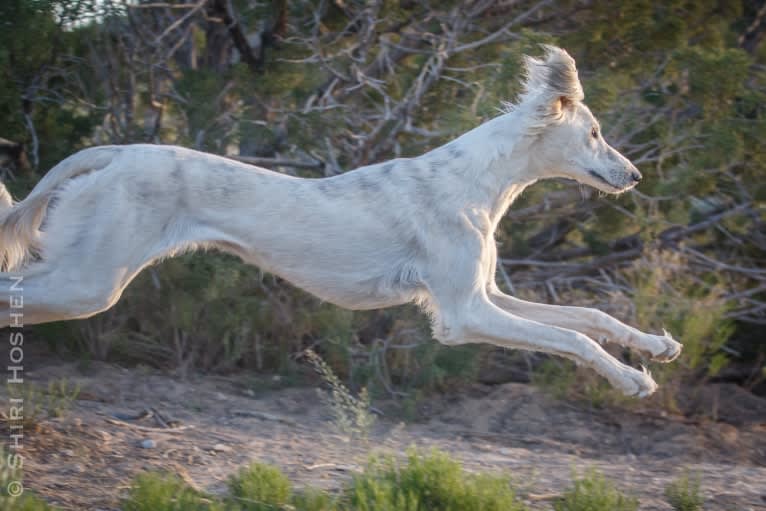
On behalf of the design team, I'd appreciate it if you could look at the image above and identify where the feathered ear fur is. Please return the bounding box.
[506,45,584,127]
[522,45,583,104]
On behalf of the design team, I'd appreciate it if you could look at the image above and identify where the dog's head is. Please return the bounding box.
[515,46,641,194]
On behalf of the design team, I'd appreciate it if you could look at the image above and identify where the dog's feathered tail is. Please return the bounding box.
[0,146,117,271]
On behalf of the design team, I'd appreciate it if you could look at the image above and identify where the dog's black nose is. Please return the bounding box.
[631,171,642,183]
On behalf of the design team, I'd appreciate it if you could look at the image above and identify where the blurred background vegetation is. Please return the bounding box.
[1,0,764,410]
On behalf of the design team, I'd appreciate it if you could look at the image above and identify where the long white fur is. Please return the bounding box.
[0,46,681,397]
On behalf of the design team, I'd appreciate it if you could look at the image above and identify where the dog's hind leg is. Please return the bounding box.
[0,218,249,329]
[0,274,88,328]
[0,266,120,327]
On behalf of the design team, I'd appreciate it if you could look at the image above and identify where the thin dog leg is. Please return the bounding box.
[488,290,682,362]
[436,296,658,397]
[0,267,120,328]
[0,276,45,325]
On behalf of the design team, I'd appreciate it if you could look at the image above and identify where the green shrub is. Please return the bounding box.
[348,449,526,511]
[664,472,704,511]
[531,358,578,401]
[291,488,339,511]
[228,463,292,510]
[555,469,638,511]
[122,473,222,511]
[631,252,734,379]
[4,378,80,431]
[43,379,81,419]
[12,452,553,511]
[0,494,56,511]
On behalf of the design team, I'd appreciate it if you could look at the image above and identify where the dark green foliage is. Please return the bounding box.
[290,489,339,511]
[122,473,222,511]
[0,0,98,172]
[228,463,292,510]
[117,451,529,511]
[664,472,704,511]
[348,449,526,511]
[554,469,639,511]
[0,494,56,511]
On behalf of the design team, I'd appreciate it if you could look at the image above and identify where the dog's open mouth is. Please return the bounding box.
[587,170,622,191]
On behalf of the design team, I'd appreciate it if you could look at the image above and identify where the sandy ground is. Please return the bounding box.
[7,360,766,510]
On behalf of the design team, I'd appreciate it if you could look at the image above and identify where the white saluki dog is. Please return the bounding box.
[0,47,680,396]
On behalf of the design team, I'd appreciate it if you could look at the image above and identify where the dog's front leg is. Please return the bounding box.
[487,289,682,362]
[434,295,658,397]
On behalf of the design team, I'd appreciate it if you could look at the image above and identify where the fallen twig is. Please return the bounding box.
[229,409,299,426]
[103,417,193,432]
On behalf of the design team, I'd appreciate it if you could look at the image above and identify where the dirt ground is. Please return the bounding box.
[9,359,766,511]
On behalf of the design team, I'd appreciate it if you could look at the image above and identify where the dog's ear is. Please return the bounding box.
[521,46,583,117]
[551,95,575,116]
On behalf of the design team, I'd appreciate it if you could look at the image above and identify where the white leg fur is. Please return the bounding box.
[434,296,658,397]
[488,291,682,362]
[0,47,681,396]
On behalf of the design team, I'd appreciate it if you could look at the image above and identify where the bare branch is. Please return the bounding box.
[153,0,208,46]
[22,112,39,170]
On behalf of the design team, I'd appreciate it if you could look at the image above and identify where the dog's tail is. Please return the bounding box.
[0,146,117,271]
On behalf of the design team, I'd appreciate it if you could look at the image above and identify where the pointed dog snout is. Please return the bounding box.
[607,147,642,187]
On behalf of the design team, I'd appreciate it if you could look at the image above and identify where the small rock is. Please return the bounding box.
[140,439,157,449]
[212,443,232,453]
[62,449,76,457]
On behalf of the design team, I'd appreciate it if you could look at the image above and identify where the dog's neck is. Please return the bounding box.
[441,111,543,225]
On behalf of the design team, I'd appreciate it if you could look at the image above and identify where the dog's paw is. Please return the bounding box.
[617,365,658,398]
[643,329,682,363]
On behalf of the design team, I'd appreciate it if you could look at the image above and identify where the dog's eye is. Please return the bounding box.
[591,127,599,139]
